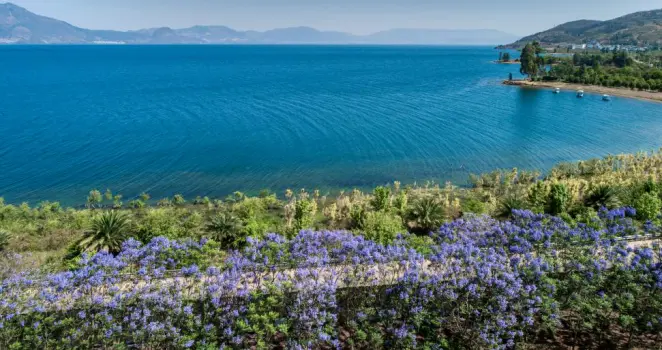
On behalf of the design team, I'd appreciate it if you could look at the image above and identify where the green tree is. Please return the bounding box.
[112,194,123,209]
[87,189,102,209]
[502,52,511,62]
[104,189,113,201]
[173,194,186,206]
[520,42,540,79]
[77,211,131,254]
[139,192,151,202]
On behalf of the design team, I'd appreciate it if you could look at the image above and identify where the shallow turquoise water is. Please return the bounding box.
[1,45,661,205]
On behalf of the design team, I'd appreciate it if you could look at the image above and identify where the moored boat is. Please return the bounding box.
[577,90,584,98]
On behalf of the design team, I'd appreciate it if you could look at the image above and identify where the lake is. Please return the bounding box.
[1,45,661,205]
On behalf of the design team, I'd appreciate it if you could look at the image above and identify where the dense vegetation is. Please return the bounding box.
[505,9,662,48]
[546,51,662,91]
[2,151,662,348]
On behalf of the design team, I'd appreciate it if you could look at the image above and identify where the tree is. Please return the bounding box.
[408,197,444,233]
[87,189,102,209]
[519,43,539,79]
[502,52,511,62]
[77,211,131,254]
[173,194,186,206]
[206,212,243,249]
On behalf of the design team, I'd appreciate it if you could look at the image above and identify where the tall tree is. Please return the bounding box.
[519,43,539,79]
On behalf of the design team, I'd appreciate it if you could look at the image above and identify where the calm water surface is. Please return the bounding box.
[1,45,661,204]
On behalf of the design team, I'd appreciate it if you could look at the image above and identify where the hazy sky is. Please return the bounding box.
[7,0,662,35]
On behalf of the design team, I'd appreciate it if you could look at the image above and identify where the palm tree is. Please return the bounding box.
[77,211,131,254]
[584,185,620,210]
[408,197,444,234]
[497,196,526,218]
[206,212,242,249]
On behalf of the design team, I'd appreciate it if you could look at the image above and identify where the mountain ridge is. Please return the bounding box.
[0,2,517,45]
[505,8,662,48]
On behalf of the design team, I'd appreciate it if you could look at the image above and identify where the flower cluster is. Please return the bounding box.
[1,209,661,349]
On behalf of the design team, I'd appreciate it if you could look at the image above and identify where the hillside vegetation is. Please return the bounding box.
[506,9,662,47]
[2,151,662,348]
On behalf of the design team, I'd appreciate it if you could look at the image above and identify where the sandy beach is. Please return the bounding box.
[504,80,662,103]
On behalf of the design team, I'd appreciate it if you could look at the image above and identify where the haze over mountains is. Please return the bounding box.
[0,2,518,45]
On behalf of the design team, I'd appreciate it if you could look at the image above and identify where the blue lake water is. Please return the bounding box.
[1,45,661,205]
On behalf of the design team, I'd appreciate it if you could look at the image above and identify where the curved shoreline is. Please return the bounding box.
[503,80,662,103]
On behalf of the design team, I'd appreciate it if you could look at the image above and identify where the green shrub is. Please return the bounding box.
[0,230,9,252]
[372,186,391,211]
[528,181,549,213]
[359,211,404,245]
[294,199,315,231]
[634,192,661,221]
[462,198,486,215]
[548,183,570,215]
[206,212,242,249]
[497,195,526,218]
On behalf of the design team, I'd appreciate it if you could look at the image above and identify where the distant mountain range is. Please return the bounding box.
[504,9,662,48]
[0,2,518,45]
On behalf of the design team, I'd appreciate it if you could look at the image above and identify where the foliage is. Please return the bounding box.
[77,211,131,254]
[519,42,541,78]
[548,183,570,215]
[358,211,404,245]
[408,197,444,233]
[86,189,102,209]
[633,191,661,221]
[372,186,391,211]
[0,230,9,252]
[206,212,242,249]
[2,211,662,348]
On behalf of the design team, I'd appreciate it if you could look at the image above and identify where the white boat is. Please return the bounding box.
[577,90,584,98]
[553,88,561,94]
[602,94,611,101]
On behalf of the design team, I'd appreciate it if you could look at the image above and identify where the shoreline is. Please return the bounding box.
[503,80,662,103]
[492,60,520,64]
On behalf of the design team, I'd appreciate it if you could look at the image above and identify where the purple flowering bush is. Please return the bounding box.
[1,209,661,349]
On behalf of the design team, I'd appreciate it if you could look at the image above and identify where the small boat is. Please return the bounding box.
[553,88,561,94]
[602,94,611,101]
[577,90,584,98]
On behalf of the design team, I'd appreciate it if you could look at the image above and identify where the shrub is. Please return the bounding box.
[0,230,9,252]
[462,197,486,215]
[634,192,661,221]
[294,199,315,231]
[359,211,404,245]
[371,186,391,211]
[497,195,526,218]
[548,183,570,215]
